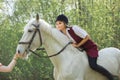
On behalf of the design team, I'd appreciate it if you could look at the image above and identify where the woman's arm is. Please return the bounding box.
[0,53,20,72]
[72,35,90,48]
[71,26,90,48]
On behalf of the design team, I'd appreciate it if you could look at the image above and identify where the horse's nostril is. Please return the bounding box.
[18,50,20,54]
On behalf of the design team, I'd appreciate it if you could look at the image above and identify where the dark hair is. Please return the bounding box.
[55,14,68,24]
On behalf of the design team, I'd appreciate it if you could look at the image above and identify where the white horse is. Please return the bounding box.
[16,15,120,80]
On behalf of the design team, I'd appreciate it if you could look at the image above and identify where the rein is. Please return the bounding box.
[19,23,72,58]
[30,41,72,58]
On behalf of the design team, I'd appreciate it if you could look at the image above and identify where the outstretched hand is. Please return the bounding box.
[0,63,2,66]
[13,53,22,60]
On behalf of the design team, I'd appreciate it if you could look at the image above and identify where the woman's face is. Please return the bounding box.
[56,21,66,31]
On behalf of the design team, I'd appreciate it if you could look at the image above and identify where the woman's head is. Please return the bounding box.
[55,14,68,31]
[55,14,68,24]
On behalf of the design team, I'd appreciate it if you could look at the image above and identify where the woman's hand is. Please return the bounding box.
[72,43,79,48]
[0,63,3,66]
[72,35,90,48]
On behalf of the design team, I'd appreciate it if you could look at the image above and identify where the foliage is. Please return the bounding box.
[0,0,120,80]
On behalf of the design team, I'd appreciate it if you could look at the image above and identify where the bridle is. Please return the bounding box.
[18,23,72,58]
[19,24,43,54]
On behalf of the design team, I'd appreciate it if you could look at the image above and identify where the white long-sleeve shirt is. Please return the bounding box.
[66,25,88,43]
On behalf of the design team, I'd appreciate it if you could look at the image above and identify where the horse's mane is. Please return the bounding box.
[30,18,70,45]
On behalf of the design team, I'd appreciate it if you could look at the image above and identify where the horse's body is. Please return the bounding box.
[16,16,120,80]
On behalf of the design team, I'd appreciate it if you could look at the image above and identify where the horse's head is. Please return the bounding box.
[16,14,42,58]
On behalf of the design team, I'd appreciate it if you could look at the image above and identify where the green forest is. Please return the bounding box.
[0,0,120,80]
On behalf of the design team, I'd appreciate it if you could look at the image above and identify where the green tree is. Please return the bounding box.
[0,0,120,80]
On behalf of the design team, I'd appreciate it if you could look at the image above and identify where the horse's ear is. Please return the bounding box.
[36,13,39,21]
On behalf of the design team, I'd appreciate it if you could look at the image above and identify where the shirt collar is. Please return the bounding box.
[66,27,70,31]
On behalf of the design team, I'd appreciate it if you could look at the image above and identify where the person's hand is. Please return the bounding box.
[72,43,79,48]
[0,63,3,66]
[13,53,22,60]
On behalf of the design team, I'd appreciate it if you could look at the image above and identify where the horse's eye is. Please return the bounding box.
[28,30,33,32]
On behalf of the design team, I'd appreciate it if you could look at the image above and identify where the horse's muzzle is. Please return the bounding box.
[18,50,20,54]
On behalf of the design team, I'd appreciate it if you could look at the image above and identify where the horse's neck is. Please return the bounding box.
[41,27,71,67]
[40,20,85,69]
